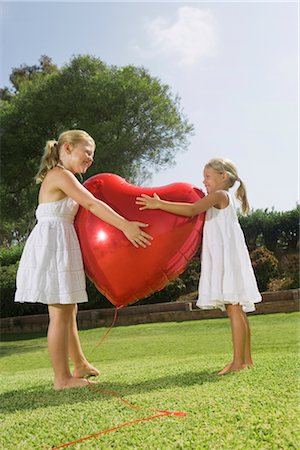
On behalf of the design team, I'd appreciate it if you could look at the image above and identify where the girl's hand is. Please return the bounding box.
[136,193,161,210]
[123,221,153,248]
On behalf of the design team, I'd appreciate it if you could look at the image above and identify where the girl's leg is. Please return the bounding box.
[241,310,253,366]
[218,304,247,375]
[48,304,89,390]
[68,305,100,378]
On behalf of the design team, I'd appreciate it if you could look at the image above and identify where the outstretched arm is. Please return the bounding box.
[55,170,153,248]
[136,191,229,217]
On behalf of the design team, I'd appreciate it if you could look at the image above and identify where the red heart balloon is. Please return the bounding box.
[75,174,205,306]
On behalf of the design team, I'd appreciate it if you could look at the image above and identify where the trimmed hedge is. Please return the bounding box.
[238,206,299,252]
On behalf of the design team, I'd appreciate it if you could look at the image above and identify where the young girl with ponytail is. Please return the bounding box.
[136,157,261,375]
[15,130,152,390]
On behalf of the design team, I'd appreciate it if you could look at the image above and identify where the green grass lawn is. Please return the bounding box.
[0,312,299,449]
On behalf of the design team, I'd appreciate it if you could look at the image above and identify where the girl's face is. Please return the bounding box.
[203,167,228,194]
[65,140,95,174]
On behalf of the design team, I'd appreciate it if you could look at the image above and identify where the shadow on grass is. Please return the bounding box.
[0,369,220,414]
[0,344,46,357]
[0,332,46,342]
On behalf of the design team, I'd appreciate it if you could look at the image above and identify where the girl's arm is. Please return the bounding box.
[54,170,152,248]
[136,191,229,217]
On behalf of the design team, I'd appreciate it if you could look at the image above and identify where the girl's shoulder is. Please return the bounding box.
[44,166,76,184]
[212,190,230,210]
[39,167,72,203]
[43,165,63,179]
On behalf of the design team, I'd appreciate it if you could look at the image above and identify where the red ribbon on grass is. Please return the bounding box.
[50,307,187,449]
[51,383,186,449]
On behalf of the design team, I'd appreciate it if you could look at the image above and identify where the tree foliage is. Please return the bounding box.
[0,55,193,241]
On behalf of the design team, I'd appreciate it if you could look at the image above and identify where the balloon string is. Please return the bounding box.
[51,413,181,449]
[51,382,187,449]
[87,382,187,416]
[50,307,186,449]
[93,305,123,349]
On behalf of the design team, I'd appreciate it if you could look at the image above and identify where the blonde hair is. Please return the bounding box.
[35,130,95,183]
[205,157,250,215]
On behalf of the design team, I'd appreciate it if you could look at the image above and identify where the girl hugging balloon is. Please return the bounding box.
[136,158,261,375]
[15,130,152,390]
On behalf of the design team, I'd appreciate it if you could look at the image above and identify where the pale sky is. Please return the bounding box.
[1,1,298,212]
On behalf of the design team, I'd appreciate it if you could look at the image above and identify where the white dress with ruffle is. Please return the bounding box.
[196,193,261,313]
[15,197,88,305]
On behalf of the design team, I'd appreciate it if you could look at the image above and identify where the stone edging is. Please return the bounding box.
[1,289,299,335]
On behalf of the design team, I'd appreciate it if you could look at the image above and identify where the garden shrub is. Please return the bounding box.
[0,262,18,317]
[139,277,187,305]
[0,244,24,266]
[0,261,48,317]
[268,277,296,291]
[139,255,201,305]
[280,253,299,288]
[79,278,113,311]
[180,256,201,291]
[250,246,278,292]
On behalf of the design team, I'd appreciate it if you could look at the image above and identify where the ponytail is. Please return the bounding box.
[236,178,250,216]
[35,140,60,183]
[205,157,250,215]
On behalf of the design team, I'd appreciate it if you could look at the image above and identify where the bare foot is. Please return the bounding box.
[73,362,100,379]
[218,362,248,375]
[245,360,254,367]
[218,362,232,375]
[54,377,94,391]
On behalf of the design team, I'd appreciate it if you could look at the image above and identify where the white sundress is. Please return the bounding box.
[14,197,88,305]
[196,193,262,313]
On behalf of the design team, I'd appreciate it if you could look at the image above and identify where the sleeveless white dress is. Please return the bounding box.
[14,197,88,305]
[196,193,261,313]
